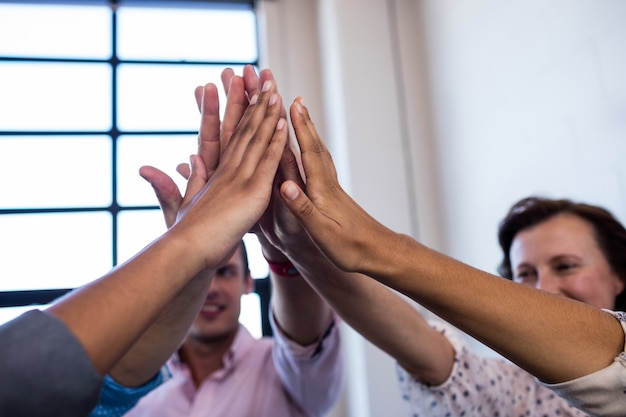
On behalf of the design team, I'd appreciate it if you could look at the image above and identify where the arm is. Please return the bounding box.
[45,83,287,379]
[280,97,624,385]
[1,85,286,417]
[106,83,224,387]
[251,108,454,384]
[142,66,335,345]
[226,65,334,343]
[226,68,453,383]
[281,246,455,385]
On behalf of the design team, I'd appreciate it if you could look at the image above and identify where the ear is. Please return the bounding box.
[244,273,254,295]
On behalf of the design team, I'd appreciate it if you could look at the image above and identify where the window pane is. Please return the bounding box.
[117,209,166,265]
[117,134,197,206]
[118,210,263,338]
[0,62,112,131]
[0,212,112,291]
[117,64,240,131]
[0,3,112,59]
[243,234,269,279]
[0,305,52,327]
[0,136,112,208]
[241,293,262,338]
[117,5,257,62]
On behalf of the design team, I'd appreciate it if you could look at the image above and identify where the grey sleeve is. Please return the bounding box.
[0,309,103,417]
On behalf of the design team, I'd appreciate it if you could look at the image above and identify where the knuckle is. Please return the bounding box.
[311,142,327,154]
[299,201,315,218]
[238,122,257,138]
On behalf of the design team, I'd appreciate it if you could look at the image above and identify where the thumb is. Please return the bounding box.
[182,154,208,202]
[139,165,182,228]
[176,162,191,180]
[280,180,317,225]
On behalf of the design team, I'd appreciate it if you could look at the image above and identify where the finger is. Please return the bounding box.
[176,163,190,180]
[256,117,289,176]
[278,146,305,189]
[194,85,203,112]
[247,117,289,200]
[181,154,208,204]
[289,98,337,184]
[139,165,183,228]
[227,83,282,171]
[258,69,275,91]
[257,69,288,121]
[197,83,221,175]
[222,75,248,147]
[270,151,308,237]
[220,67,235,95]
[242,64,260,99]
[279,180,328,237]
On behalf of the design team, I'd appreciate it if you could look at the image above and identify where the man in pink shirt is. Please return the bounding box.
[122,67,344,417]
[123,240,342,417]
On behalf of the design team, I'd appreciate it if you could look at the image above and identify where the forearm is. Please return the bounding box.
[366,233,625,383]
[258,234,332,345]
[108,268,214,386]
[270,273,332,346]
[47,232,203,376]
[288,245,454,384]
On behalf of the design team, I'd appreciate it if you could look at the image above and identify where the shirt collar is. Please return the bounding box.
[169,324,256,377]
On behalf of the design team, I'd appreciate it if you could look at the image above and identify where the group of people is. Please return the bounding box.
[1,65,625,417]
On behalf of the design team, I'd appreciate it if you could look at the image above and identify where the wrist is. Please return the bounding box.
[265,259,300,277]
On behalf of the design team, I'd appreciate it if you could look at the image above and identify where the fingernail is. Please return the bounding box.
[277,118,286,130]
[283,182,300,200]
[262,80,273,92]
[250,94,258,105]
[269,93,278,106]
[294,101,303,114]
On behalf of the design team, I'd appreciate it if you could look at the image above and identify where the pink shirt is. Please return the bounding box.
[123,316,343,417]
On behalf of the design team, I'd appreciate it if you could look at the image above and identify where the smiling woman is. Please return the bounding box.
[0,0,267,336]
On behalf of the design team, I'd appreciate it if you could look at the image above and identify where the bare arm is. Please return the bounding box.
[104,83,225,386]
[214,65,334,344]
[221,84,453,382]
[46,84,287,377]
[280,97,624,384]
[280,238,455,384]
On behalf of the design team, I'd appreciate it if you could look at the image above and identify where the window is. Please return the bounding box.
[0,0,270,338]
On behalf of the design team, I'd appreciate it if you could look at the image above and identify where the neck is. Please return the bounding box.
[179,330,238,387]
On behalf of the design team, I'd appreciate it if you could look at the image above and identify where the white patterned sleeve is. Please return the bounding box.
[396,320,588,417]
[541,310,626,417]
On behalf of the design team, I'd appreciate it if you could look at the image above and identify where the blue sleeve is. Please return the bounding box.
[88,366,170,417]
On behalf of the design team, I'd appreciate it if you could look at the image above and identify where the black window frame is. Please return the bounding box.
[0,0,273,337]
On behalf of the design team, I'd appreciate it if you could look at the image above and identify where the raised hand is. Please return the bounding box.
[144,65,275,229]
[217,66,308,262]
[280,98,399,273]
[139,82,222,228]
[44,82,286,387]
[172,82,287,270]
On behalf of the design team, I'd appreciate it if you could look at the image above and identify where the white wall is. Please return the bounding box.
[258,0,626,416]
[420,0,626,273]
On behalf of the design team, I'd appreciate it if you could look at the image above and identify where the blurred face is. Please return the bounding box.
[187,247,253,344]
[510,213,624,309]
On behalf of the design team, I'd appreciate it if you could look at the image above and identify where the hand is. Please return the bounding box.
[140,66,272,228]
[218,66,305,263]
[220,65,277,148]
[280,98,397,273]
[139,82,222,228]
[163,65,275,194]
[172,82,288,271]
